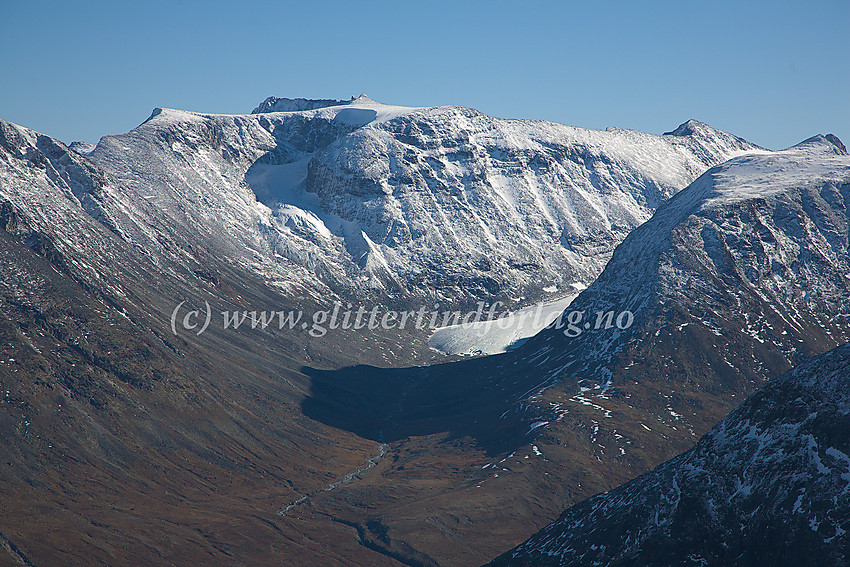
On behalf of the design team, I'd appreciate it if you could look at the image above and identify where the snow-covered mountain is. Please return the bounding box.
[514,133,850,407]
[486,341,850,567]
[442,135,850,526]
[456,132,850,564]
[64,96,759,308]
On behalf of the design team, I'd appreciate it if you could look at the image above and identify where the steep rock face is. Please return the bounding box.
[487,342,850,567]
[88,108,336,297]
[300,106,759,305]
[80,97,759,308]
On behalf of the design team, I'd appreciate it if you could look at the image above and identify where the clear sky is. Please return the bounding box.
[1,0,847,150]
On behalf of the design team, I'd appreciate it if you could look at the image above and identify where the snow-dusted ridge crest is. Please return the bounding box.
[252,96,355,113]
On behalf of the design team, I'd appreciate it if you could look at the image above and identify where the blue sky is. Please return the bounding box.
[1,0,847,149]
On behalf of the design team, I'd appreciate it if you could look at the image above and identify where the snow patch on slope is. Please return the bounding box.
[428,294,579,356]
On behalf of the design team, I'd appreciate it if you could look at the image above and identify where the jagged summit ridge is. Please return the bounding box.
[663,118,715,136]
[797,133,847,154]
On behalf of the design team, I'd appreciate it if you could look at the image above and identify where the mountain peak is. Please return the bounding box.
[251,96,353,114]
[663,118,713,137]
[793,133,848,154]
[251,94,388,114]
[350,93,379,105]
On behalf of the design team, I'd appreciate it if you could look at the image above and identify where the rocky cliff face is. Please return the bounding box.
[251,95,355,113]
[301,108,758,305]
[73,96,760,308]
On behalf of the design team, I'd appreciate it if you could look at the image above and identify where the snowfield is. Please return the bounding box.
[428,293,580,356]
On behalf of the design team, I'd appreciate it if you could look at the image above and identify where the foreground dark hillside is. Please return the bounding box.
[487,341,850,567]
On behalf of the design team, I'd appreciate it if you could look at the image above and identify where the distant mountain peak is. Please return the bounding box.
[798,133,847,154]
[251,93,386,114]
[350,93,379,105]
[251,96,355,114]
[663,118,716,137]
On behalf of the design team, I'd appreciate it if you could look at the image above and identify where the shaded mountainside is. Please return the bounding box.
[486,341,850,567]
